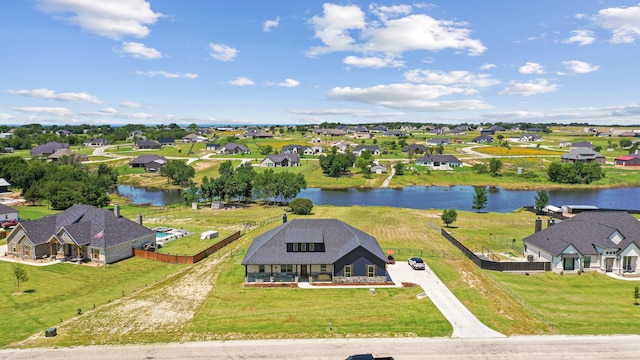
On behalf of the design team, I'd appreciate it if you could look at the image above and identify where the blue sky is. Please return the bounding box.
[2,1,640,126]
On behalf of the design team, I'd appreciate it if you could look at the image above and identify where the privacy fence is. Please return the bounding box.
[134,231,242,264]
[440,229,551,272]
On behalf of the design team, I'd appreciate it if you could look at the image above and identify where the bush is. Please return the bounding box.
[289,198,313,215]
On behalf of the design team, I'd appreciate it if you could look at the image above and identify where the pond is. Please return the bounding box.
[112,185,640,213]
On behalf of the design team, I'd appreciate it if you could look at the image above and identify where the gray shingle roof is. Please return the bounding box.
[416,154,461,164]
[561,148,604,161]
[18,204,154,248]
[0,203,16,214]
[524,211,640,256]
[130,154,168,165]
[242,219,386,265]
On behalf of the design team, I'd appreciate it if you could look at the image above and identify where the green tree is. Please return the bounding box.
[290,198,313,215]
[635,286,640,305]
[441,208,458,227]
[253,169,276,203]
[12,263,29,293]
[393,162,405,175]
[472,186,488,212]
[234,162,255,202]
[259,145,273,155]
[489,158,503,176]
[161,160,195,186]
[534,190,549,214]
[273,172,307,203]
[472,163,488,174]
[620,139,633,148]
[355,156,373,178]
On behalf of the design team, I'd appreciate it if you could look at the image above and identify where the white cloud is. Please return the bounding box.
[35,0,163,40]
[343,55,404,68]
[13,106,72,116]
[120,101,143,108]
[228,77,254,86]
[209,43,238,61]
[0,114,13,120]
[121,42,162,59]
[519,62,546,74]
[307,3,366,56]
[8,88,103,104]
[135,70,198,79]
[563,30,596,46]
[593,4,640,43]
[369,4,412,21]
[403,69,500,88]
[480,63,496,70]
[290,108,404,118]
[326,83,491,111]
[499,79,558,96]
[276,79,300,88]
[562,60,600,74]
[263,17,280,32]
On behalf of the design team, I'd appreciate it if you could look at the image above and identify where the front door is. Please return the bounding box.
[605,258,614,272]
[300,265,308,277]
[563,258,575,271]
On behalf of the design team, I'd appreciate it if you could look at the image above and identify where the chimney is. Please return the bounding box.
[282,213,288,224]
[535,217,542,233]
[114,203,120,218]
[138,213,143,226]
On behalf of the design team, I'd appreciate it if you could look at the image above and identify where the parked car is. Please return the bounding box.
[345,355,394,360]
[2,219,18,228]
[408,257,425,270]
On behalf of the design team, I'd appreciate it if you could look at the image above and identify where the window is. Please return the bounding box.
[301,243,306,251]
[259,265,265,273]
[293,243,298,251]
[309,243,314,251]
[344,265,352,277]
[583,256,591,268]
[367,265,376,277]
[320,264,327,272]
[281,264,293,273]
[91,248,100,259]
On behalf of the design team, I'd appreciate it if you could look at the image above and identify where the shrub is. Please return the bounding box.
[289,198,313,215]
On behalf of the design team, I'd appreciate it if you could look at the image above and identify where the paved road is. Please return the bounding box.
[3,336,640,359]
[387,262,504,338]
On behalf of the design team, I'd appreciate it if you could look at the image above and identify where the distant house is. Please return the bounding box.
[6,204,155,264]
[490,125,507,132]
[183,133,208,143]
[30,142,69,157]
[615,152,640,166]
[244,130,273,139]
[48,148,88,162]
[129,154,168,172]
[83,138,108,147]
[281,145,310,154]
[158,138,175,146]
[314,128,346,137]
[370,125,388,133]
[370,163,387,174]
[128,130,146,141]
[0,203,18,221]
[559,141,572,148]
[219,142,250,155]
[260,154,301,167]
[561,148,605,163]
[524,211,640,273]
[471,135,494,144]
[480,129,495,136]
[402,144,428,154]
[3,147,14,153]
[517,133,543,142]
[353,145,381,156]
[426,138,450,146]
[55,129,73,137]
[571,141,595,149]
[305,146,322,155]
[450,126,468,135]
[384,130,405,137]
[429,128,445,135]
[135,140,161,150]
[416,155,462,169]
[0,178,11,193]
[242,218,391,284]
[206,143,221,151]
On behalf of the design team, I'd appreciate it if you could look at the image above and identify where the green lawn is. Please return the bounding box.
[157,230,236,255]
[0,258,184,347]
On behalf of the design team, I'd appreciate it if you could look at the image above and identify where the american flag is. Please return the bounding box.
[94,229,104,239]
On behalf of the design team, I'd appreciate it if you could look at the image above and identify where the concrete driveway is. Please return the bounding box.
[387,261,504,338]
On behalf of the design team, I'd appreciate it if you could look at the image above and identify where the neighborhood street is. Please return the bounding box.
[2,335,640,360]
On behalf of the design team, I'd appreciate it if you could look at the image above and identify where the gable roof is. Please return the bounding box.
[561,148,605,161]
[16,204,154,248]
[30,142,69,156]
[242,219,386,265]
[416,154,461,164]
[264,153,300,164]
[0,203,17,214]
[136,139,161,148]
[130,154,168,165]
[524,211,640,256]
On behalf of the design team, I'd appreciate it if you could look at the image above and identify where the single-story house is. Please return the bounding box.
[6,204,155,264]
[426,138,450,146]
[243,130,273,139]
[350,131,373,139]
[370,125,388,133]
[135,140,161,150]
[282,145,310,154]
[471,135,494,144]
[47,148,88,162]
[524,211,640,273]
[561,148,605,163]
[304,146,322,155]
[0,203,18,222]
[402,144,428,154]
[83,138,108,147]
[129,154,168,172]
[206,143,221,151]
[260,154,300,167]
[480,129,495,136]
[242,217,392,284]
[517,133,543,142]
[158,138,175,146]
[353,145,381,156]
[30,142,69,157]
[219,142,250,155]
[183,133,209,143]
[371,163,387,174]
[571,141,595,149]
[384,130,405,137]
[615,152,640,166]
[415,155,462,169]
[490,125,507,132]
[0,178,11,193]
[55,129,73,137]
[559,141,572,148]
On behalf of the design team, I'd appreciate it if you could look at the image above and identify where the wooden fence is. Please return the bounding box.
[134,231,242,264]
[440,229,551,272]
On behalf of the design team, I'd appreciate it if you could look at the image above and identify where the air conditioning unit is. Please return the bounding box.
[45,327,57,337]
